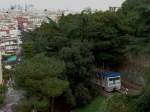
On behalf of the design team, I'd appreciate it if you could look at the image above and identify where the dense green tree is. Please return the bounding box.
[20,10,129,108]
[42,78,68,112]
[22,41,34,58]
[119,0,150,55]
[136,88,150,112]
[15,55,69,112]
[60,40,96,106]
[18,0,150,111]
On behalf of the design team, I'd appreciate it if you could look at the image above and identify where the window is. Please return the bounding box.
[109,77,120,81]
[108,77,120,85]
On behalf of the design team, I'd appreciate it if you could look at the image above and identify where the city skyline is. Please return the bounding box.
[0,0,125,11]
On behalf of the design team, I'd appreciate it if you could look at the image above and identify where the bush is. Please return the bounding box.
[106,94,129,112]
[135,87,150,112]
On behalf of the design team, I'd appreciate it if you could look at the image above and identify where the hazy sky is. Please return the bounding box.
[0,0,125,11]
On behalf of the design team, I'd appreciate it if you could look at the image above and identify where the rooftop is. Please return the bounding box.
[97,71,121,78]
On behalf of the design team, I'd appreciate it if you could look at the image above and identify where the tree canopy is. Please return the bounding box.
[14,0,150,111]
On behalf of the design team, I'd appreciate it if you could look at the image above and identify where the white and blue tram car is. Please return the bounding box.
[97,71,121,92]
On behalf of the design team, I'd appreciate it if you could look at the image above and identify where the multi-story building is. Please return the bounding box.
[0,9,64,55]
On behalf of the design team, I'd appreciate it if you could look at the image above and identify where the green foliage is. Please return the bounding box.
[74,84,92,105]
[0,85,5,94]
[135,66,150,112]
[75,96,106,112]
[15,55,69,111]
[0,95,4,106]
[18,0,150,111]
[119,0,150,55]
[20,8,130,109]
[22,42,34,58]
[42,78,69,98]
[46,36,69,56]
[0,85,5,106]
[3,68,11,81]
[106,94,129,112]
[135,87,150,112]
[33,98,49,112]
[60,40,95,81]
[64,89,76,107]
[60,40,96,106]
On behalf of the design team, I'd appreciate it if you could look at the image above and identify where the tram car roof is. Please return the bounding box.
[97,71,121,78]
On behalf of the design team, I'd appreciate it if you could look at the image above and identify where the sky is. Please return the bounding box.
[0,0,125,11]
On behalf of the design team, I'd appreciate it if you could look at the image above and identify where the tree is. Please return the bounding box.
[118,0,150,56]
[136,87,150,112]
[15,55,69,112]
[87,11,129,66]
[60,40,96,106]
[22,41,34,58]
[42,78,68,112]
